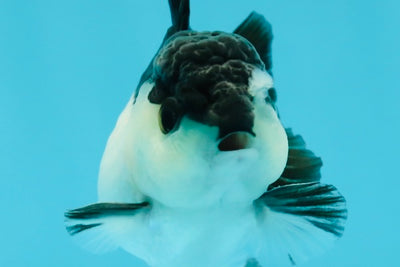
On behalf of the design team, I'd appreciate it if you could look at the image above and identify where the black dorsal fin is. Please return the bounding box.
[234,12,273,74]
[169,0,190,31]
[135,0,191,97]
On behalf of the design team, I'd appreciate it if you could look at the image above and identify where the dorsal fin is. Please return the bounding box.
[135,0,191,97]
[169,0,190,31]
[234,12,273,74]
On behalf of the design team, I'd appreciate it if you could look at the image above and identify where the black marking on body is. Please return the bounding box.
[149,31,265,137]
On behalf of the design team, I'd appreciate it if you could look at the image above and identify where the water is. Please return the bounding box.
[1,0,399,266]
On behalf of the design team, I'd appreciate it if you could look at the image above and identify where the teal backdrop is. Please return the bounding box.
[1,0,399,266]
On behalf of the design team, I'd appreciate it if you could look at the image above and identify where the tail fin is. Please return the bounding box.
[65,202,149,253]
[254,182,347,265]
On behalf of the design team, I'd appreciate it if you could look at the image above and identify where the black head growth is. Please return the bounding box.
[136,0,275,138]
[149,31,264,137]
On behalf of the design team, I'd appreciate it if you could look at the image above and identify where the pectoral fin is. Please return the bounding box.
[65,202,150,253]
[254,182,347,265]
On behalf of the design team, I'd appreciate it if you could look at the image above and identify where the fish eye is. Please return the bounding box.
[159,108,177,134]
[268,87,277,102]
[264,87,277,110]
[158,97,183,134]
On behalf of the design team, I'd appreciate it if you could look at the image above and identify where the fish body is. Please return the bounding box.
[65,1,347,266]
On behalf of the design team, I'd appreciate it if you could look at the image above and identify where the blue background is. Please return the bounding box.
[1,0,399,266]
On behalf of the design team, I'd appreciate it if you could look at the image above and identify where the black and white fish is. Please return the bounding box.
[65,1,347,266]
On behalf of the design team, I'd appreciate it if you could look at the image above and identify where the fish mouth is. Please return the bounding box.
[217,132,254,152]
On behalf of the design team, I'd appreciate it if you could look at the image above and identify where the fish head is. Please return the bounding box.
[129,31,288,208]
